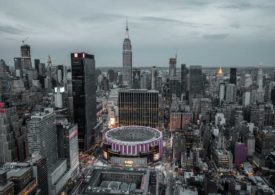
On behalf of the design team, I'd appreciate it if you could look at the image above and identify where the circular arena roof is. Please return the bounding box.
[106,126,161,142]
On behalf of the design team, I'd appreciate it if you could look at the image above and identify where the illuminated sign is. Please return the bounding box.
[74,53,78,58]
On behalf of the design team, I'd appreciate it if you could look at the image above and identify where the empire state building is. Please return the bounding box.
[122,22,132,87]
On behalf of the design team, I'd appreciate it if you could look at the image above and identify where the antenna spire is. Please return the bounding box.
[125,18,129,39]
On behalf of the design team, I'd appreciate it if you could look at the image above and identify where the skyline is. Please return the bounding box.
[1,0,275,67]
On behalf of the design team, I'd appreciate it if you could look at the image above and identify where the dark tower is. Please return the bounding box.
[181,64,188,98]
[71,52,96,151]
[230,68,237,84]
[189,65,203,99]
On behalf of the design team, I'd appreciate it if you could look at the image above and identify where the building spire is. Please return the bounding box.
[125,19,129,39]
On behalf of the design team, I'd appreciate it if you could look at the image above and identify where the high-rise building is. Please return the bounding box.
[244,74,252,88]
[140,71,150,89]
[27,108,58,167]
[242,91,251,107]
[225,83,236,103]
[219,82,225,104]
[132,68,141,89]
[71,52,96,151]
[118,89,159,128]
[229,68,237,84]
[56,122,79,170]
[0,60,9,99]
[0,103,27,164]
[122,22,132,87]
[169,79,181,98]
[256,64,265,103]
[31,154,49,195]
[189,65,203,99]
[181,64,188,96]
[234,142,246,165]
[169,57,176,78]
[0,105,18,164]
[151,66,158,90]
[20,44,32,69]
[34,59,40,73]
[257,64,263,90]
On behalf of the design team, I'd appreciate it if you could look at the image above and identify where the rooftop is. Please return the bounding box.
[106,126,161,142]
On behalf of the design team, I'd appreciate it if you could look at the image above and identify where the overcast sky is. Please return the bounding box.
[0,0,275,67]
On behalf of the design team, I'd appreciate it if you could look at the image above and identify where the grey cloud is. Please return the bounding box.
[203,33,229,40]
[217,1,275,11]
[81,13,126,22]
[140,16,209,27]
[217,2,252,10]
[0,0,275,67]
[230,22,240,29]
[0,25,23,35]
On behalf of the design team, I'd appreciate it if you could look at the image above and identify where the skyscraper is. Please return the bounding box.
[20,44,32,69]
[151,66,158,90]
[71,52,96,151]
[219,82,225,104]
[257,64,263,90]
[169,57,177,78]
[181,64,188,97]
[27,108,58,167]
[132,68,141,89]
[225,83,236,103]
[229,68,237,84]
[118,89,159,128]
[122,22,132,87]
[256,64,265,103]
[189,65,203,99]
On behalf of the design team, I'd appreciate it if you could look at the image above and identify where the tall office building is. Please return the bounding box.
[181,64,188,95]
[140,71,150,89]
[189,65,203,99]
[71,52,96,151]
[244,74,252,88]
[256,64,265,103]
[225,83,236,103]
[169,79,181,97]
[229,68,237,84]
[27,108,58,167]
[151,66,158,90]
[0,60,7,99]
[122,22,132,87]
[132,68,141,89]
[31,154,49,195]
[20,44,32,69]
[56,122,79,170]
[257,64,263,90]
[34,59,40,73]
[219,82,225,104]
[118,89,159,128]
[0,105,18,164]
[169,57,177,78]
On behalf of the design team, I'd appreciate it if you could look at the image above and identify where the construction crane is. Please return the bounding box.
[22,37,29,44]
